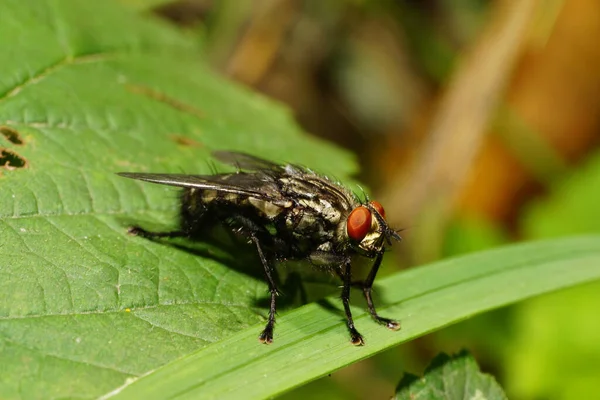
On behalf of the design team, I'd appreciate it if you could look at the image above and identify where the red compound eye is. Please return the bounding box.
[370,200,385,219]
[347,206,372,242]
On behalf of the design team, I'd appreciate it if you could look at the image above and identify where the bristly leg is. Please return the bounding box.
[128,226,188,240]
[250,233,279,344]
[355,251,400,331]
[340,261,364,346]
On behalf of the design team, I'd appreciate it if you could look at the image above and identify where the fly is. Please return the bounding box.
[118,151,401,345]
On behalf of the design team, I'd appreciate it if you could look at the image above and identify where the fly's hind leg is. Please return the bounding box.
[127,226,188,240]
[129,189,212,240]
[354,251,400,331]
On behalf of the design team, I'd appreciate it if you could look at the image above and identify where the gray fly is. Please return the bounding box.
[118,151,401,345]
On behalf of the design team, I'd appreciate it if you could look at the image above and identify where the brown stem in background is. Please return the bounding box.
[379,0,538,261]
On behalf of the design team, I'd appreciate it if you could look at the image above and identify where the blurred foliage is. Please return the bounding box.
[523,150,600,238]
[120,0,599,398]
[395,350,507,400]
[506,281,600,399]
[505,150,600,399]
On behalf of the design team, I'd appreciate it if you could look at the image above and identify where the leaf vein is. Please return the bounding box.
[0,53,115,103]
[0,334,137,376]
[0,302,256,321]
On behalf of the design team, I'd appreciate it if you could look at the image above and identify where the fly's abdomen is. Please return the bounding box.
[184,187,289,228]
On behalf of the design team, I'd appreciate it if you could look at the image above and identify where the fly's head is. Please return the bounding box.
[345,201,401,256]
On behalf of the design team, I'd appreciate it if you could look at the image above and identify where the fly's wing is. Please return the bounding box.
[212,151,284,172]
[213,152,360,211]
[117,171,285,202]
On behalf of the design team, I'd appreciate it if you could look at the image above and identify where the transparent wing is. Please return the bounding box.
[212,151,283,171]
[117,172,283,201]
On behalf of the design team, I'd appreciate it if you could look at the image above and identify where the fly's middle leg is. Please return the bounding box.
[339,262,364,346]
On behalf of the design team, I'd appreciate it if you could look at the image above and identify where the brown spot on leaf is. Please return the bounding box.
[125,84,204,119]
[0,148,28,170]
[170,135,203,147]
[0,126,24,145]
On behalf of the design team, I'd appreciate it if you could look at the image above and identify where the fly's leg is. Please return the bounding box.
[128,226,188,239]
[355,251,400,330]
[250,233,279,344]
[340,261,364,346]
[132,189,214,241]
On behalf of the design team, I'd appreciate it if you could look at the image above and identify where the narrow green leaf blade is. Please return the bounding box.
[105,235,600,399]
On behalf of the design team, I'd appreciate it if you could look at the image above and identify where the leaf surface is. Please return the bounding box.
[0,1,353,399]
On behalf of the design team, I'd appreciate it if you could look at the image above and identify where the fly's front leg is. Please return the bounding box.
[340,261,364,346]
[358,251,400,330]
[250,233,279,344]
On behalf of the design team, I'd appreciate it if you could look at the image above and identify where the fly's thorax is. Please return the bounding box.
[296,198,342,225]
[282,196,343,242]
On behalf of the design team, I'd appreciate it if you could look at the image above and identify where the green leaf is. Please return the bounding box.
[395,350,507,400]
[2,2,600,400]
[105,235,600,399]
[0,1,353,399]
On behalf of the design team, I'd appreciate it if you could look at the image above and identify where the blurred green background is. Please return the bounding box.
[122,0,600,398]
